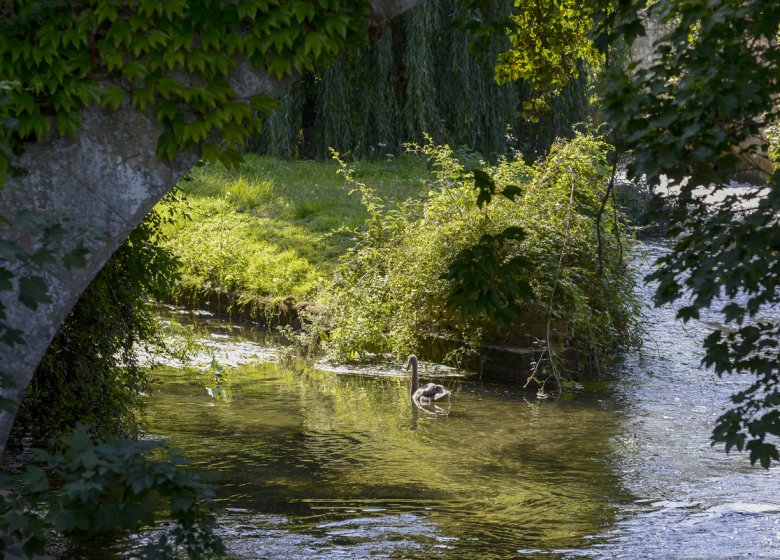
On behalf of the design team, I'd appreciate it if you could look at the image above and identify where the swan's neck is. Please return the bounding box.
[411,362,419,395]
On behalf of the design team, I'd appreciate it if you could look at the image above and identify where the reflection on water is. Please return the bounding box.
[117,243,780,559]
[138,361,625,559]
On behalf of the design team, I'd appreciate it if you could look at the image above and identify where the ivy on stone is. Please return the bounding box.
[0,0,368,182]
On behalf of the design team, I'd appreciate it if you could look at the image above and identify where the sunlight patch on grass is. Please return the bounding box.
[159,154,432,305]
[226,176,275,211]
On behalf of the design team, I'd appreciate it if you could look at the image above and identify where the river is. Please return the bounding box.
[119,243,780,559]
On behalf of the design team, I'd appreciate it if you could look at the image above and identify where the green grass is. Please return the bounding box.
[159,154,432,305]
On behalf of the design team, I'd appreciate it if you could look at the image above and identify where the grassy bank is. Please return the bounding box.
[158,154,433,311]
[159,136,638,380]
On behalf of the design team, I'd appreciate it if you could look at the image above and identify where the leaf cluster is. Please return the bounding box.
[445,226,533,329]
[495,0,603,112]
[0,424,224,559]
[601,0,780,466]
[0,0,368,180]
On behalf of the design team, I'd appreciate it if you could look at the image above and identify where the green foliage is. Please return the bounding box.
[317,134,638,373]
[0,0,368,178]
[400,2,442,144]
[0,425,223,559]
[157,154,433,311]
[472,168,522,208]
[353,24,398,159]
[767,121,780,171]
[432,0,515,156]
[445,227,534,328]
[251,0,592,162]
[315,51,355,157]
[11,195,181,446]
[495,0,602,111]
[601,0,780,466]
[250,80,304,159]
[511,70,591,161]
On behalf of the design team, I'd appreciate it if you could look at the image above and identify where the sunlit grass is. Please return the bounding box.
[158,154,432,305]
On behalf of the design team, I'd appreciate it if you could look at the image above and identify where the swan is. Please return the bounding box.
[406,354,451,404]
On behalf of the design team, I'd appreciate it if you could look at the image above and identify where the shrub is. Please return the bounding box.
[316,133,639,378]
[0,425,224,559]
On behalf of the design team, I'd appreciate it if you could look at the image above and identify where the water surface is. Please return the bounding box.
[141,358,625,558]
[124,243,780,558]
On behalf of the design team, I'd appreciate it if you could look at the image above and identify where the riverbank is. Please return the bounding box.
[157,140,638,381]
[158,153,433,321]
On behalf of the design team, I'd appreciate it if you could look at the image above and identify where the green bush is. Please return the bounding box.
[11,195,181,447]
[316,133,639,377]
[1,425,223,559]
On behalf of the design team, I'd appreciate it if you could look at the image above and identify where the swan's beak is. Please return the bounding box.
[405,358,411,371]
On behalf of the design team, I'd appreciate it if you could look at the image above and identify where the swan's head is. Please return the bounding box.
[406,354,418,371]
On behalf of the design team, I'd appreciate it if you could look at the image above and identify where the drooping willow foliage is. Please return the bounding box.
[248,80,305,159]
[314,51,354,157]
[248,0,591,161]
[401,1,441,144]
[352,24,399,158]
